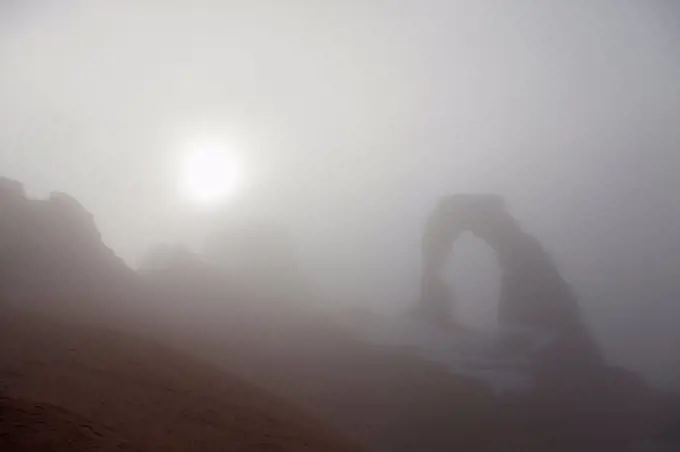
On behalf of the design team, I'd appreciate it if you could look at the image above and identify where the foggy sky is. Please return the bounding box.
[1,0,679,388]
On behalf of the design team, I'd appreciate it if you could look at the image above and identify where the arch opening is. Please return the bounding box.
[444,231,501,333]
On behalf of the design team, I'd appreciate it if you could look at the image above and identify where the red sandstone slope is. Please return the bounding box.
[0,309,365,452]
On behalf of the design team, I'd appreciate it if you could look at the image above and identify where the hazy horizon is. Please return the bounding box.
[1,0,679,389]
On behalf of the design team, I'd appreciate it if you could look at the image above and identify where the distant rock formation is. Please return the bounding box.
[419,194,602,396]
[0,177,25,200]
[205,219,311,303]
[1,177,675,452]
[0,178,133,313]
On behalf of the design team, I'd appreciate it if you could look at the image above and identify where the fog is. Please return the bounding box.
[1,0,679,393]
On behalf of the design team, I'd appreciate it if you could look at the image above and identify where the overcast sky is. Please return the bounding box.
[1,0,679,387]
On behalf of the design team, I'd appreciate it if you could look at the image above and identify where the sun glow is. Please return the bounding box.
[178,142,246,206]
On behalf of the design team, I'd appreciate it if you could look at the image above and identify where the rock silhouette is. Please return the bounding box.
[420,194,604,398]
[1,179,677,452]
[421,194,581,330]
[0,179,135,321]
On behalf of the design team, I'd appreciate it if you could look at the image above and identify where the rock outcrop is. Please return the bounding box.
[1,178,676,452]
[0,178,134,316]
[420,194,602,398]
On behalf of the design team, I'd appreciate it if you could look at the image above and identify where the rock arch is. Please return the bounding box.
[419,194,603,393]
[420,194,580,331]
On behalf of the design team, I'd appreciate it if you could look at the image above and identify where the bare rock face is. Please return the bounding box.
[419,194,604,396]
[414,193,672,449]
[0,177,25,200]
[2,178,675,451]
[0,178,133,313]
[421,193,581,331]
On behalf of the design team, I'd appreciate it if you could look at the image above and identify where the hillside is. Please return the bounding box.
[0,308,364,452]
[1,178,678,452]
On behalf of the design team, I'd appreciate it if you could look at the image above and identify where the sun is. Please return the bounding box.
[178,142,245,206]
